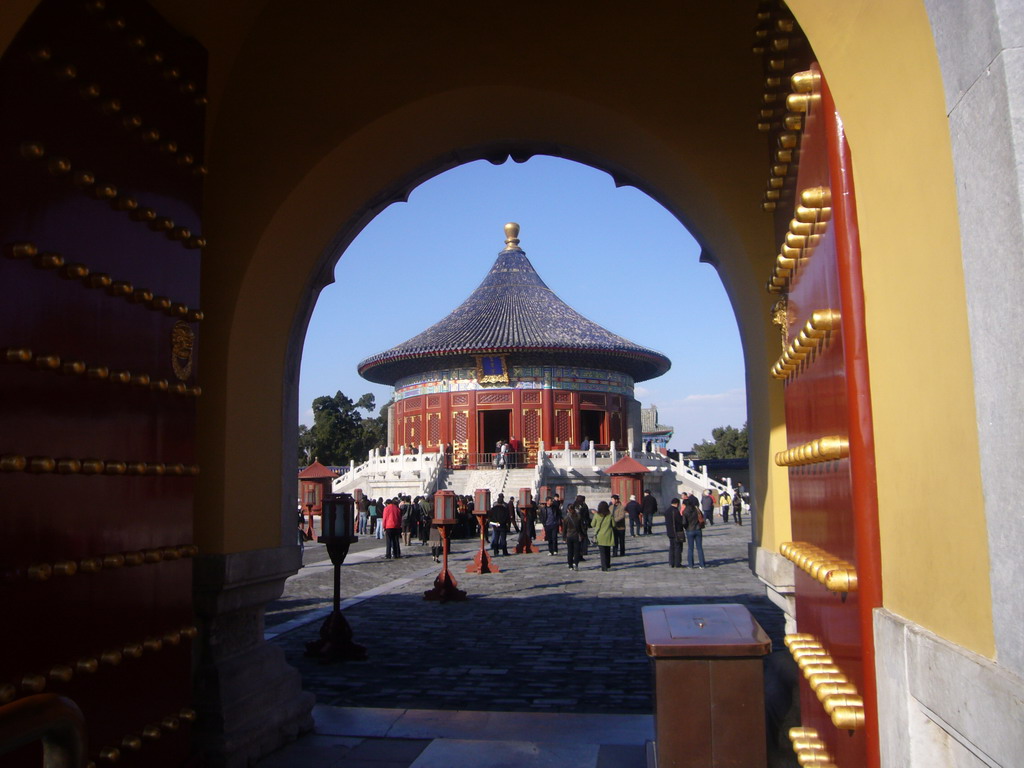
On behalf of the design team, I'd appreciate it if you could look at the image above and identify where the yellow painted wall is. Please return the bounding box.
[789,0,994,656]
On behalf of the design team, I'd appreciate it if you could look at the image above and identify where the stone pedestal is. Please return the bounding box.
[191,546,315,767]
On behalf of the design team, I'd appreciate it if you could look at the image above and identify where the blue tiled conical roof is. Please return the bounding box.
[357,226,671,385]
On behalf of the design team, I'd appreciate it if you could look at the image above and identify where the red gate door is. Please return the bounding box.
[1,1,206,765]
[767,67,883,768]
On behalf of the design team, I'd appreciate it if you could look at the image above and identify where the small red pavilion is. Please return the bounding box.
[358,224,671,467]
[297,459,338,516]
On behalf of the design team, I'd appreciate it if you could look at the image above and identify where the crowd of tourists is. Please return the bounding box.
[336,484,746,573]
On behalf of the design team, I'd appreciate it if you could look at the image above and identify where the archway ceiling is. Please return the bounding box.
[151,0,774,295]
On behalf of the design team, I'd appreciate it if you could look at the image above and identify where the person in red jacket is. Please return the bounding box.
[382,498,403,559]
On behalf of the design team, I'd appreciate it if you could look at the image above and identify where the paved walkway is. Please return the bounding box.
[260,516,800,767]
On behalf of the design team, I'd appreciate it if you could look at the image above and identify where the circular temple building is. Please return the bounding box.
[358,224,671,467]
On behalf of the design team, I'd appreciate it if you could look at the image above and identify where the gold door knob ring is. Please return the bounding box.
[108,281,133,297]
[78,558,103,574]
[52,560,78,576]
[59,261,89,279]
[33,354,61,370]
[5,242,39,260]
[831,706,866,730]
[122,643,143,659]
[32,252,65,273]
[48,156,72,175]
[808,670,848,689]
[815,682,858,702]
[87,273,112,290]
[792,69,821,94]
[0,454,27,473]
[72,170,96,188]
[823,568,859,592]
[28,456,56,473]
[28,563,53,581]
[123,551,145,567]
[163,630,182,645]
[60,360,87,375]
[20,675,47,694]
[20,141,46,160]
[56,458,82,474]
[48,665,74,684]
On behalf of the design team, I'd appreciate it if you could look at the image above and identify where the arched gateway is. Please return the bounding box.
[358,224,670,465]
[1,2,1022,768]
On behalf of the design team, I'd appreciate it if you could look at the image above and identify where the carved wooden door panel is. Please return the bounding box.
[0,1,205,765]
[767,66,883,768]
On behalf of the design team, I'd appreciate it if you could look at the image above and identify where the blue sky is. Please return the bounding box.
[298,156,746,450]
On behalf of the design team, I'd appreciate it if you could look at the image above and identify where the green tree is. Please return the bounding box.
[306,391,377,466]
[691,422,748,459]
[297,423,315,466]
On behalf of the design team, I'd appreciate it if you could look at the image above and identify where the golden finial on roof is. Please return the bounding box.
[504,222,521,250]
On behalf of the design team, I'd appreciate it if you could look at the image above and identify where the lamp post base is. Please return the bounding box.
[467,547,499,573]
[304,610,367,661]
[514,531,538,554]
[423,569,467,602]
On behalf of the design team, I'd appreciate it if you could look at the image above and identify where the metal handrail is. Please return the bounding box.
[0,694,86,768]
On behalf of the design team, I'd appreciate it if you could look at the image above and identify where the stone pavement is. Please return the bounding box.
[260,515,800,766]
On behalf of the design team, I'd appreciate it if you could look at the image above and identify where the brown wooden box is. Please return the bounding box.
[643,604,772,768]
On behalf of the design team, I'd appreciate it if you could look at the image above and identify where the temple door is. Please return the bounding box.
[0,1,205,765]
[769,65,883,767]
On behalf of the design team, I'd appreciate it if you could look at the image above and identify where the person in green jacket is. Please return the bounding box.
[592,501,616,571]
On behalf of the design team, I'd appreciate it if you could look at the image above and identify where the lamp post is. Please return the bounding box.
[304,492,367,660]
[466,488,497,574]
[304,485,316,541]
[424,490,467,601]
[514,487,538,554]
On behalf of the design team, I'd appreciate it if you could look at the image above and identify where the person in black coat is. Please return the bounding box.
[625,494,642,537]
[488,493,510,556]
[641,490,658,535]
[663,498,684,568]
